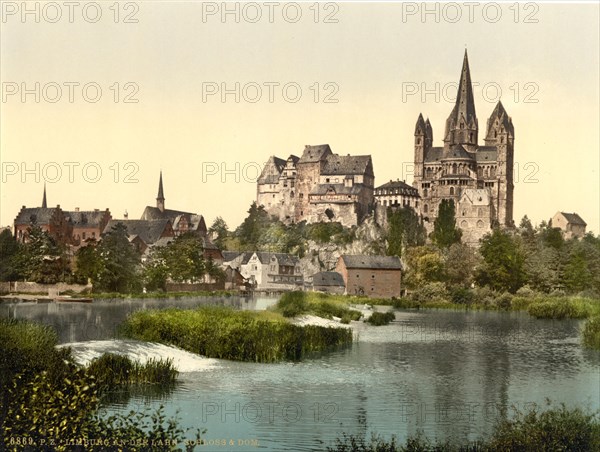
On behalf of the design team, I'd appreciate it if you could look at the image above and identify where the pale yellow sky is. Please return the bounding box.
[1,2,599,233]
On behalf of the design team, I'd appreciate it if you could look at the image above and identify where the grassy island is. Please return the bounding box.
[121,306,353,363]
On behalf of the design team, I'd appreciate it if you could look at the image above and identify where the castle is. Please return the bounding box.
[255,51,513,244]
[412,50,515,244]
[257,144,374,227]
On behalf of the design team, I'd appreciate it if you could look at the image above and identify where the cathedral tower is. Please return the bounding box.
[444,50,478,152]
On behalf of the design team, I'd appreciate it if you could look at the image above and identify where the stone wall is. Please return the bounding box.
[0,281,91,295]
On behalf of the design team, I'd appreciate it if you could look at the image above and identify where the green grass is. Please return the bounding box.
[86,353,178,387]
[275,292,362,321]
[527,297,599,319]
[121,306,353,362]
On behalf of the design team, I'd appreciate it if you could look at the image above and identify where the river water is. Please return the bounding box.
[1,296,598,451]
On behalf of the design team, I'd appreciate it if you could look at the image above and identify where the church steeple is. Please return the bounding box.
[42,183,47,208]
[444,49,478,150]
[156,171,165,212]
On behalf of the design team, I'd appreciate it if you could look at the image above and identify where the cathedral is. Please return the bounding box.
[412,50,515,244]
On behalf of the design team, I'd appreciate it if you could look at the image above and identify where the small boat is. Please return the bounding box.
[55,295,93,303]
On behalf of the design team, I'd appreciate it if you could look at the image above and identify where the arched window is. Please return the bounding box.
[460,220,468,228]
[423,188,428,197]
[424,204,429,213]
[452,163,458,175]
[449,187,455,195]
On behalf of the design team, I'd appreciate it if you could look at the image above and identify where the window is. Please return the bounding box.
[424,204,429,213]
[449,187,455,195]
[82,232,86,239]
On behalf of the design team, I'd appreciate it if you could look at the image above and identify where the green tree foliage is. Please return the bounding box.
[74,242,103,284]
[476,229,526,293]
[431,199,462,248]
[236,202,271,249]
[385,207,426,257]
[143,233,225,291]
[95,223,142,293]
[444,242,480,289]
[15,226,69,283]
[403,246,446,289]
[0,229,22,281]
[208,216,229,249]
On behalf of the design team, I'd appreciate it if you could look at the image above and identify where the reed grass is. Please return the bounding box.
[86,353,178,387]
[121,306,353,362]
[582,315,600,350]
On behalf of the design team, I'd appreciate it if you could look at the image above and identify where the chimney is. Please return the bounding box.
[75,207,80,212]
[124,210,129,219]
[94,209,99,212]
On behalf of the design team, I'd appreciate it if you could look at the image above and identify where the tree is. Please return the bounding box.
[208,216,229,249]
[476,229,526,293]
[444,242,480,288]
[236,202,271,249]
[0,229,22,281]
[16,226,68,284]
[95,223,141,293]
[431,199,462,248]
[143,233,212,290]
[386,207,426,257]
[74,243,103,285]
[403,246,446,289]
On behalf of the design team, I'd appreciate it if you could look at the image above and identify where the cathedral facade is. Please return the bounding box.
[412,50,515,244]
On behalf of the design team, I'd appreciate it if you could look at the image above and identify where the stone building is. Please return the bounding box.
[141,172,207,237]
[412,50,515,238]
[67,208,112,246]
[257,144,375,227]
[311,271,345,294]
[335,255,402,298]
[222,251,303,291]
[551,212,587,239]
[374,179,420,210]
[14,186,72,245]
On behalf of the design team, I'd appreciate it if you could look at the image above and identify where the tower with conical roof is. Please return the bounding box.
[42,183,47,209]
[444,49,478,152]
[156,171,165,212]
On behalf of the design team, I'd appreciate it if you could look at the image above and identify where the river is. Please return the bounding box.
[1,296,598,451]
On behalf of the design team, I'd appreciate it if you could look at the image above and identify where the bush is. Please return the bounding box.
[495,292,513,310]
[365,311,396,326]
[450,287,475,305]
[409,282,449,304]
[487,403,600,451]
[276,292,362,321]
[0,319,192,451]
[328,404,600,452]
[516,285,536,298]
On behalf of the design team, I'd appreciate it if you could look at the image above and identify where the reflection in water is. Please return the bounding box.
[1,300,599,450]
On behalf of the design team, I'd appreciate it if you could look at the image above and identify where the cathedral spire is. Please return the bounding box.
[156,171,165,212]
[444,49,478,149]
[42,183,47,208]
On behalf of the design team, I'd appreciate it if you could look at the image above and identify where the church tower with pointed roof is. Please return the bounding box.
[156,171,165,212]
[412,51,515,244]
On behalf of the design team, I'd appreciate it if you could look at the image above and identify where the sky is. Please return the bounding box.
[1,1,599,234]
